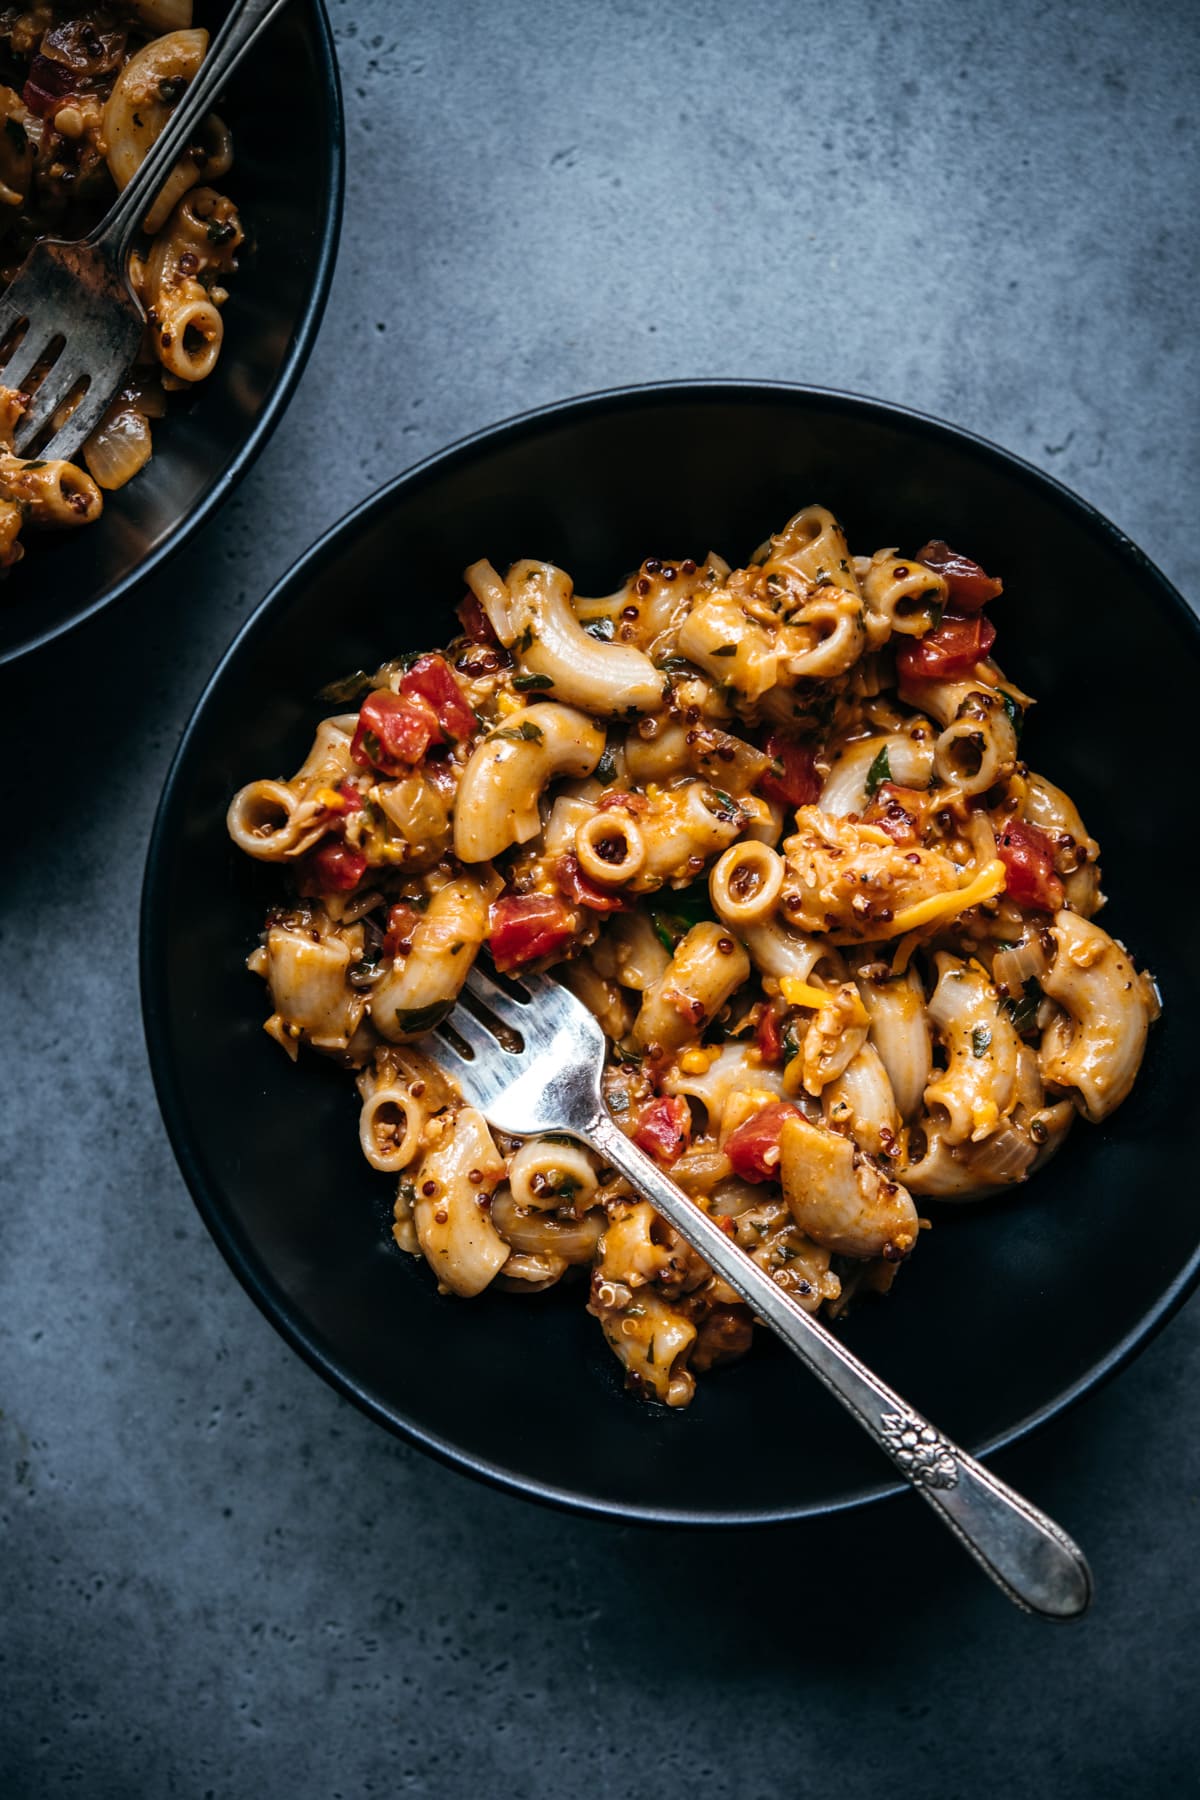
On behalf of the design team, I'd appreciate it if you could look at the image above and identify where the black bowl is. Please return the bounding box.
[0,0,343,666]
[142,382,1200,1524]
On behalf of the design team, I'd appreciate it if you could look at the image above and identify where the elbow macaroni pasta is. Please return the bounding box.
[0,5,243,572]
[227,506,1160,1406]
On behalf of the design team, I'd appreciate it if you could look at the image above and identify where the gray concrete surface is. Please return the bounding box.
[2,0,1198,1794]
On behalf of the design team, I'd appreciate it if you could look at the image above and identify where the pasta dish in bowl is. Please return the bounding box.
[0,0,341,663]
[142,382,1197,1522]
[226,503,1158,1409]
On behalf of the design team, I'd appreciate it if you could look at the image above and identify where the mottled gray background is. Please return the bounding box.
[2,0,1198,1794]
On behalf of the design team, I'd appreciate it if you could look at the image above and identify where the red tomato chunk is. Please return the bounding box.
[895,612,996,682]
[351,689,443,774]
[754,1005,784,1065]
[400,654,478,744]
[634,1095,692,1164]
[915,540,1004,612]
[488,894,574,972]
[304,839,367,894]
[758,732,820,810]
[996,819,1064,912]
[555,853,627,913]
[725,1101,802,1183]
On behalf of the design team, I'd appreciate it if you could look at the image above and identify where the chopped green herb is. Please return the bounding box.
[655,655,695,674]
[648,879,717,950]
[608,1092,630,1114]
[596,744,617,782]
[864,745,892,798]
[971,1025,992,1058]
[584,616,615,642]
[317,667,374,704]
[449,941,464,955]
[512,671,554,691]
[706,787,743,823]
[645,1337,656,1366]
[712,643,737,657]
[206,217,236,246]
[514,625,534,653]
[1000,689,1024,740]
[493,719,544,744]
[1002,979,1042,1033]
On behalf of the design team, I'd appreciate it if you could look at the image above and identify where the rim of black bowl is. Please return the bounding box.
[0,0,345,668]
[142,378,1200,1526]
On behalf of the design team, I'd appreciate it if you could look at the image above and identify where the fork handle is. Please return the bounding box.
[90,0,294,260]
[586,1111,1092,1619]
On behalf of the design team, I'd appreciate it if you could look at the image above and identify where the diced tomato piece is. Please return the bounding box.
[754,1004,784,1065]
[895,612,997,682]
[724,1101,802,1183]
[863,781,924,844]
[634,1095,692,1164]
[555,853,628,914]
[383,902,423,959]
[915,539,1003,612]
[351,688,443,774]
[488,893,575,972]
[996,819,1064,912]
[456,593,498,645]
[23,62,74,115]
[302,839,367,894]
[318,779,364,819]
[758,732,820,810]
[400,654,478,745]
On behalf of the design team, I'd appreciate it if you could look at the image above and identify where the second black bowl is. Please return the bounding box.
[142,382,1200,1524]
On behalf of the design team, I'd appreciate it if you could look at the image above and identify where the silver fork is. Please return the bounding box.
[434,964,1093,1619]
[0,0,291,462]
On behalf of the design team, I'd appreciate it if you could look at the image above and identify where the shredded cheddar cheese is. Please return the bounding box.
[839,858,1008,945]
[779,977,869,1027]
[891,930,923,974]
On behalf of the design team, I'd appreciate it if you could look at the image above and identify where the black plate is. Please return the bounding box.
[0,0,343,666]
[141,382,1200,1524]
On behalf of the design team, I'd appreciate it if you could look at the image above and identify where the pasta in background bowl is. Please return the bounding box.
[142,383,1200,1522]
[0,0,342,663]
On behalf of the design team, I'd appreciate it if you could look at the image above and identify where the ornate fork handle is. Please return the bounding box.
[587,1111,1092,1619]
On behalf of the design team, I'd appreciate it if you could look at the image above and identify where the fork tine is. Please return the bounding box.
[0,327,59,400]
[36,379,115,466]
[441,1004,504,1061]
[13,360,87,453]
[463,964,531,1031]
[506,967,572,1010]
[424,1022,474,1087]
